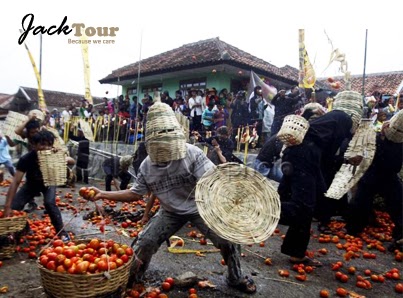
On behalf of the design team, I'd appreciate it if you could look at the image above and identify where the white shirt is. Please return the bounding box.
[262,103,275,133]
[189,96,203,117]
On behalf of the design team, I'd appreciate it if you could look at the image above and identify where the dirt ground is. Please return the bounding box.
[0,177,402,298]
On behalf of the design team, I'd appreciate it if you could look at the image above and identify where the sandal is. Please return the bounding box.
[289,256,323,267]
[228,276,257,294]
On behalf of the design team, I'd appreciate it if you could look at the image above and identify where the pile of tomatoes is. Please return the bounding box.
[0,209,26,218]
[38,238,133,274]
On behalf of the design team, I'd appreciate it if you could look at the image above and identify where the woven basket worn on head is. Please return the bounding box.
[2,111,28,142]
[195,162,281,245]
[28,109,45,121]
[45,127,68,152]
[37,240,134,298]
[277,115,309,147]
[325,119,376,200]
[146,102,187,163]
[0,208,27,235]
[333,91,363,130]
[384,110,403,143]
[37,150,67,186]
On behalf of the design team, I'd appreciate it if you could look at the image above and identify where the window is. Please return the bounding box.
[127,87,137,95]
[179,78,207,97]
[141,83,162,93]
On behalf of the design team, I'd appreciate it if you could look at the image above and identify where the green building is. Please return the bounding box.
[99,37,299,102]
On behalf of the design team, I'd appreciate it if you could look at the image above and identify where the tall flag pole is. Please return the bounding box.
[20,30,47,112]
[134,29,143,151]
[80,35,93,105]
[362,29,368,104]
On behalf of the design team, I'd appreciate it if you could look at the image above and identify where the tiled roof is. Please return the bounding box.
[100,37,299,84]
[0,93,14,109]
[317,71,403,96]
[16,87,104,108]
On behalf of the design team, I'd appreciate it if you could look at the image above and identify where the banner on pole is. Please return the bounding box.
[247,71,277,102]
[24,43,47,111]
[298,29,316,89]
[80,36,93,104]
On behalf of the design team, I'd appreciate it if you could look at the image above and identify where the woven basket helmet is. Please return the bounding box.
[384,110,403,143]
[28,109,45,121]
[145,102,187,163]
[333,91,363,130]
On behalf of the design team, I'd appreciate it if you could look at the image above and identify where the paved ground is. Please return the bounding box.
[0,177,402,298]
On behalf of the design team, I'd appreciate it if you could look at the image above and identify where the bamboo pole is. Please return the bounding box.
[106,114,111,143]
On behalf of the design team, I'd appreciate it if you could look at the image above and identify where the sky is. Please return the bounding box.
[1,1,403,98]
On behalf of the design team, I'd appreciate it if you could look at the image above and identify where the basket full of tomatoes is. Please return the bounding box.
[37,238,135,298]
[0,208,27,236]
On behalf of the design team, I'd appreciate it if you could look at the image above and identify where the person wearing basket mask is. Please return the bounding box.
[84,102,256,294]
[345,110,403,252]
[3,130,70,242]
[314,90,364,233]
[278,90,363,266]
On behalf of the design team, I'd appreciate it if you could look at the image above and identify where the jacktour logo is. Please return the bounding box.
[18,13,119,45]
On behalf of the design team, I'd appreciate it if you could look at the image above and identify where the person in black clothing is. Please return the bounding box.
[248,86,263,124]
[270,86,302,136]
[278,109,362,266]
[161,91,174,109]
[132,142,148,175]
[4,130,70,241]
[193,126,238,165]
[102,155,133,191]
[69,128,90,184]
[230,91,249,136]
[254,134,284,182]
[345,116,403,251]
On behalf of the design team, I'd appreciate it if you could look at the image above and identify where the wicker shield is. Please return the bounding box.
[325,119,376,200]
[195,162,281,245]
[2,111,28,142]
[79,119,95,142]
[277,115,309,147]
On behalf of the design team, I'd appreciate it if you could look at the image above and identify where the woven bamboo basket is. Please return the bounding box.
[195,162,281,245]
[325,119,376,200]
[0,244,15,260]
[37,240,134,298]
[277,115,309,147]
[79,119,95,142]
[28,109,45,121]
[0,234,15,259]
[2,111,28,142]
[0,210,27,236]
[37,150,67,187]
[146,103,187,163]
[384,109,403,143]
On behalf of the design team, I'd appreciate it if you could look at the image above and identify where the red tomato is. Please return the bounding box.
[63,248,76,259]
[336,287,348,297]
[53,239,64,248]
[189,288,197,294]
[161,282,171,291]
[129,290,140,298]
[39,255,49,266]
[165,277,174,286]
[97,260,108,272]
[125,247,134,256]
[396,283,403,293]
[320,289,329,298]
[120,254,129,263]
[46,261,56,271]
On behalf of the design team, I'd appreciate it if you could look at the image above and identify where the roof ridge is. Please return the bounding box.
[20,86,103,99]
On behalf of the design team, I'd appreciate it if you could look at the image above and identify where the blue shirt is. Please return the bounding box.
[202,108,215,126]
[0,138,12,163]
